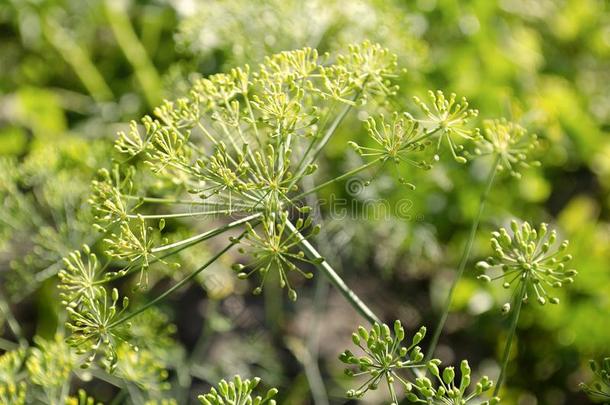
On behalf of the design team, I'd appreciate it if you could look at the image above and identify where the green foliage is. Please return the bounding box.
[65,286,130,369]
[113,343,170,392]
[26,335,74,389]
[0,382,26,405]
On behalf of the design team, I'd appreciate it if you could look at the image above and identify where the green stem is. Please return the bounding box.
[103,0,162,107]
[0,295,27,347]
[304,276,330,405]
[0,336,18,351]
[301,176,330,405]
[426,155,500,360]
[151,213,261,253]
[127,208,253,220]
[293,158,382,200]
[286,221,381,325]
[494,281,527,396]
[108,232,247,329]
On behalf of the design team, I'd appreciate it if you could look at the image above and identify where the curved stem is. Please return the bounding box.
[494,281,527,396]
[426,155,501,360]
[286,221,381,325]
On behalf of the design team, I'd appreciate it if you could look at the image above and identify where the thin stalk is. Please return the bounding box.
[304,276,330,405]
[127,208,250,220]
[0,336,18,351]
[108,231,247,329]
[301,176,330,405]
[151,213,261,253]
[0,295,27,347]
[426,155,501,360]
[293,158,382,200]
[103,0,162,107]
[494,281,527,396]
[286,221,381,325]
[123,195,210,205]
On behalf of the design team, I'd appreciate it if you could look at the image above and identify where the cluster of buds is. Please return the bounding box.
[339,321,426,404]
[477,221,577,311]
[198,375,278,405]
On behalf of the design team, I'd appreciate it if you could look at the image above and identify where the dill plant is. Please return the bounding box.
[55,41,564,404]
[477,221,576,395]
[0,15,591,400]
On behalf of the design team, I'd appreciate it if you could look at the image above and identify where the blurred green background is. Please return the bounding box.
[0,0,609,404]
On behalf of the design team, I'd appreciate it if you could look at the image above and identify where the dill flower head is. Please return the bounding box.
[113,343,170,392]
[475,119,540,178]
[0,349,25,404]
[107,42,397,212]
[339,321,426,404]
[89,166,137,230]
[349,112,431,188]
[66,389,102,405]
[0,349,25,386]
[0,382,26,405]
[477,221,577,310]
[580,357,610,403]
[232,211,320,301]
[407,359,499,405]
[26,335,75,389]
[413,90,479,163]
[65,286,130,369]
[197,375,278,405]
[59,245,100,304]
